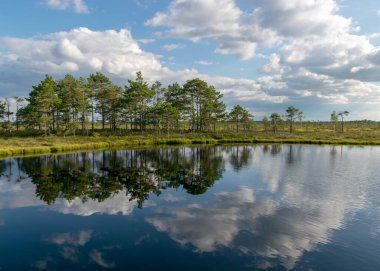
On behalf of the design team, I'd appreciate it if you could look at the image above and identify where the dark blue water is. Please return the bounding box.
[0,145,380,270]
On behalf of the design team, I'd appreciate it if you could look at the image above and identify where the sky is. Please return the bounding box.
[1,0,380,120]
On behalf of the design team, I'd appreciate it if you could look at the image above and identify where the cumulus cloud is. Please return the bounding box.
[146,0,278,59]
[260,54,283,74]
[43,0,89,13]
[146,0,354,59]
[0,28,165,79]
[253,0,353,38]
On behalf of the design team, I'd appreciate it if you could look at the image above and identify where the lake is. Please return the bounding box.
[0,145,380,270]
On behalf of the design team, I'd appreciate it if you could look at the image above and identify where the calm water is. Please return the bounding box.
[0,145,380,270]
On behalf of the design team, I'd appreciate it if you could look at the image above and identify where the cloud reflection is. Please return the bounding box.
[90,250,115,269]
[148,146,379,269]
[51,191,137,216]
[47,230,93,246]
[148,186,335,269]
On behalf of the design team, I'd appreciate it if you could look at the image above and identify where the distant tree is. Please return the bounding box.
[88,72,112,130]
[56,75,91,135]
[13,96,24,131]
[270,113,282,134]
[183,79,226,131]
[4,99,13,132]
[151,80,164,104]
[262,116,270,132]
[77,77,91,135]
[338,111,349,133]
[57,74,79,132]
[229,105,252,133]
[0,100,6,121]
[183,79,207,131]
[106,84,123,131]
[297,111,304,129]
[330,111,339,133]
[17,104,36,130]
[26,75,59,135]
[164,83,189,130]
[124,71,155,131]
[150,101,179,135]
[285,106,300,133]
[204,86,226,131]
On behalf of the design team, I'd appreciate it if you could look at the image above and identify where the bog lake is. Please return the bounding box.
[0,145,379,270]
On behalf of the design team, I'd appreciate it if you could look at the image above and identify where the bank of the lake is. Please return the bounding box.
[1,132,380,158]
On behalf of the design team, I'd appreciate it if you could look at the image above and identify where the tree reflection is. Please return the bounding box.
[16,146,234,207]
[229,146,253,171]
[270,145,282,156]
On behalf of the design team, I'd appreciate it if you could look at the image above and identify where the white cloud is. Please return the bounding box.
[146,0,241,41]
[0,28,166,81]
[137,38,155,44]
[260,54,283,74]
[205,75,287,104]
[253,0,352,38]
[43,0,89,13]
[162,43,185,51]
[195,60,213,65]
[146,0,367,67]
[147,0,352,54]
[146,0,277,59]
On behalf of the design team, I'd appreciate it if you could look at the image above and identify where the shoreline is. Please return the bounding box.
[1,135,380,158]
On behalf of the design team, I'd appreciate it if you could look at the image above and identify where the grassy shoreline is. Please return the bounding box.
[1,133,380,158]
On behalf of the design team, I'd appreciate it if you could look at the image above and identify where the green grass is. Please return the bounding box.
[1,131,380,158]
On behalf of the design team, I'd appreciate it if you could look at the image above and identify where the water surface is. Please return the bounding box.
[0,145,380,270]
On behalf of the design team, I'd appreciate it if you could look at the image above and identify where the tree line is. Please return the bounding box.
[0,72,354,136]
[1,72,255,135]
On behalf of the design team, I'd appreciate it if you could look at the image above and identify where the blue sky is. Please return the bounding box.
[1,0,380,120]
